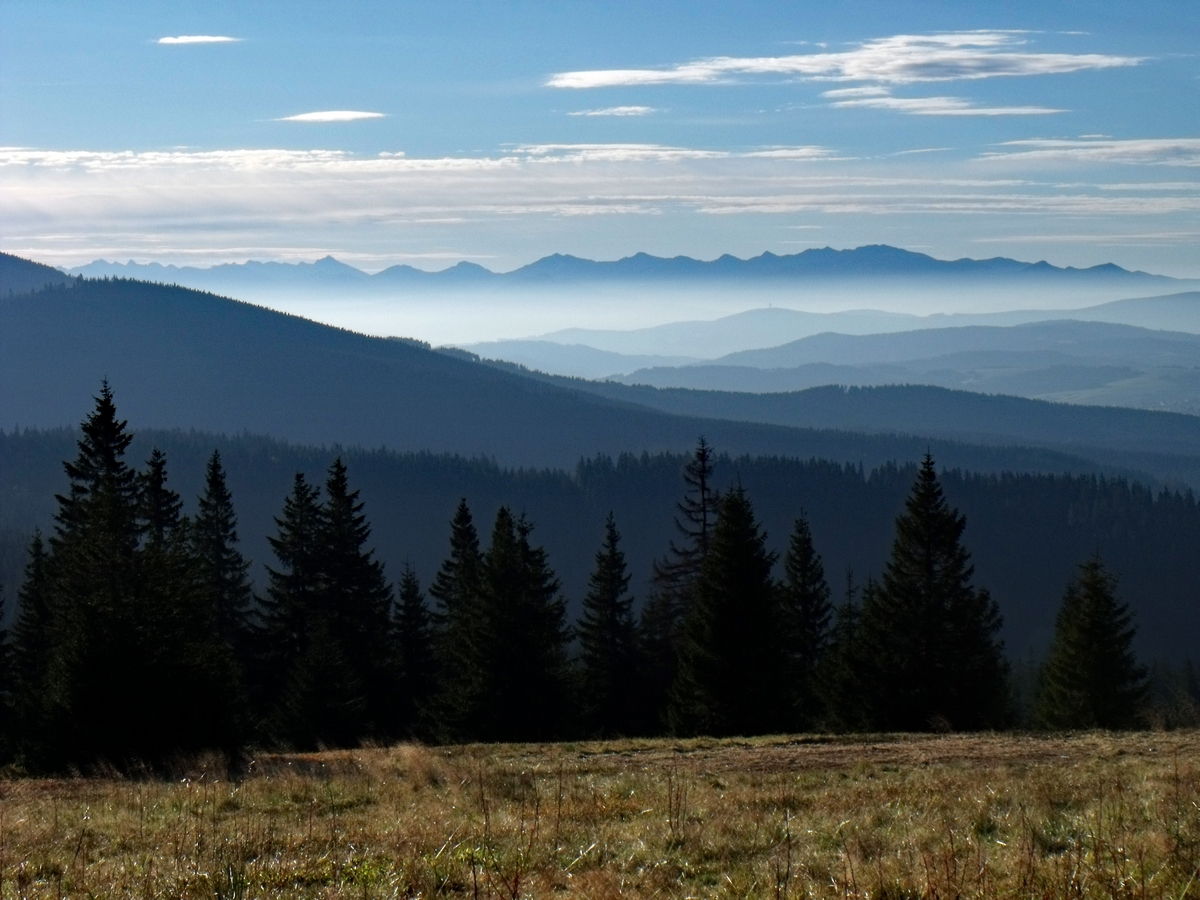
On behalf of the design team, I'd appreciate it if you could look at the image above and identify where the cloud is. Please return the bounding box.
[4,143,1197,274]
[823,87,1063,116]
[157,35,240,44]
[277,110,387,123]
[548,31,1140,88]
[982,138,1200,166]
[567,106,657,117]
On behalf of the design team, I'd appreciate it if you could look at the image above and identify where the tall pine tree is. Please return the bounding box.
[470,508,570,741]
[428,499,485,740]
[779,513,833,730]
[392,564,436,738]
[818,569,871,731]
[12,531,52,754]
[40,383,146,766]
[1035,556,1147,729]
[577,513,641,737]
[857,455,1009,731]
[670,487,785,737]
[318,458,395,737]
[191,450,254,666]
[640,438,720,730]
[261,472,346,747]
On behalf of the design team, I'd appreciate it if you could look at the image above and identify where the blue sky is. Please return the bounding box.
[2,0,1198,275]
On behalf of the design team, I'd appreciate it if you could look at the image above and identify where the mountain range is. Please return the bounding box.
[469,292,1200,364]
[1,252,1189,485]
[64,245,1194,292]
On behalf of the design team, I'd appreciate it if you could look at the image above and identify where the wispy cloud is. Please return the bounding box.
[823,87,1063,116]
[277,110,387,123]
[567,106,657,117]
[983,138,1200,166]
[548,31,1140,88]
[3,143,1197,273]
[157,35,240,45]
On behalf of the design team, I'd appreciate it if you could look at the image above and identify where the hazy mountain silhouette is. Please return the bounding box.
[518,292,1200,360]
[61,245,1191,292]
[4,273,1147,479]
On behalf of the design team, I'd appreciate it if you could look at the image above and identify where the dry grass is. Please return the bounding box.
[1,731,1198,898]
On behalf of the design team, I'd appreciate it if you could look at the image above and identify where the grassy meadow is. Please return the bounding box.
[0,732,1197,899]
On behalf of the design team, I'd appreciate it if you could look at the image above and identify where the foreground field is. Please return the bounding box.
[1,733,1198,898]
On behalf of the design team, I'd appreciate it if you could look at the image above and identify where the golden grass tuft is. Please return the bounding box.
[0,731,1197,898]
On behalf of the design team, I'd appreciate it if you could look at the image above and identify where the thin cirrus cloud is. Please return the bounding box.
[567,106,658,117]
[547,31,1141,88]
[276,110,387,123]
[822,86,1063,116]
[156,35,240,44]
[982,138,1200,166]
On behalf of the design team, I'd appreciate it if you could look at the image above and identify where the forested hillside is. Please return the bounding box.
[2,424,1197,662]
[0,277,1142,479]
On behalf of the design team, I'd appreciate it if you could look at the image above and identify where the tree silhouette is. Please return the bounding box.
[1036,556,1147,729]
[577,512,641,736]
[670,487,784,737]
[857,455,1009,731]
[779,513,833,730]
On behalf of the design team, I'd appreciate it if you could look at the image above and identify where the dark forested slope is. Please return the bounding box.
[0,277,1139,478]
[0,251,73,295]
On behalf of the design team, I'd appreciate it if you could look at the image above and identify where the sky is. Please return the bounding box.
[2,0,1199,277]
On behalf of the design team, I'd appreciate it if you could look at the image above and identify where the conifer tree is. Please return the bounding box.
[261,472,339,746]
[577,513,641,736]
[818,569,871,731]
[318,458,395,736]
[139,448,184,545]
[470,507,570,741]
[261,460,396,747]
[670,487,784,737]
[393,564,436,737]
[134,447,243,758]
[857,455,1009,731]
[41,382,146,765]
[191,450,254,664]
[1035,557,1148,729]
[428,499,485,739]
[779,513,833,729]
[640,438,720,729]
[12,531,51,748]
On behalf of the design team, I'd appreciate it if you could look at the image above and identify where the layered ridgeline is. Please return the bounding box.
[0,261,1176,480]
[65,245,1190,292]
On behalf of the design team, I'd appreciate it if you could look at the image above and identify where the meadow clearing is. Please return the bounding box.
[0,731,1197,899]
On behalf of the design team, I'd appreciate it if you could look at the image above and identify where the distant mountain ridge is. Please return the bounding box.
[58,244,1189,289]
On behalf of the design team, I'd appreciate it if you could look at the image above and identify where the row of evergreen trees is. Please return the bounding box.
[0,387,1151,769]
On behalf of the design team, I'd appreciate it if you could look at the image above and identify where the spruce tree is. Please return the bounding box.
[428,499,485,740]
[779,513,833,730]
[670,487,784,737]
[191,450,254,664]
[12,532,52,750]
[577,513,641,736]
[857,455,1009,731]
[139,448,184,545]
[317,458,395,737]
[818,569,870,731]
[393,564,436,738]
[41,382,146,765]
[640,438,720,730]
[1035,557,1148,730]
[261,472,341,746]
[134,447,241,758]
[471,507,570,741]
